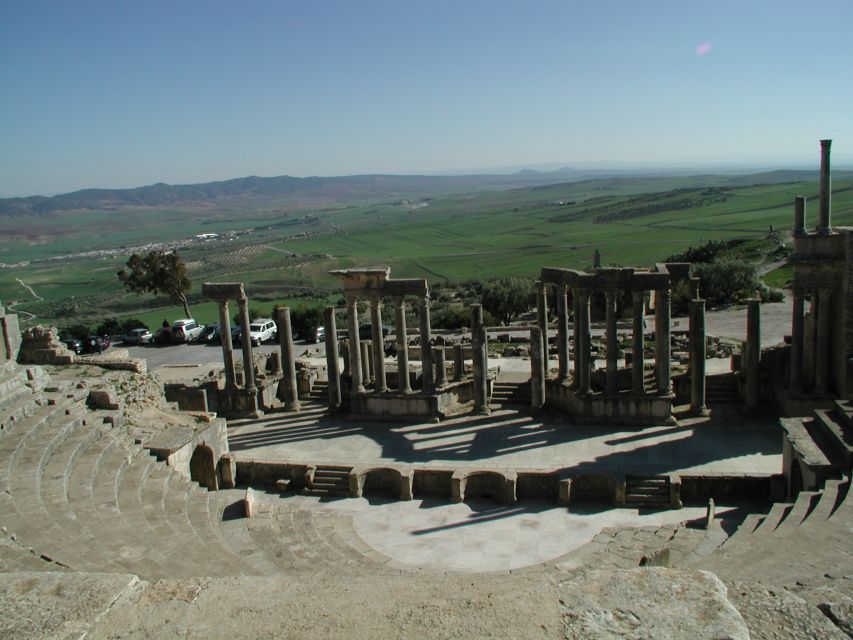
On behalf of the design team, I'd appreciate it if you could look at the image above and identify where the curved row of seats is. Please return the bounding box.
[0,367,396,579]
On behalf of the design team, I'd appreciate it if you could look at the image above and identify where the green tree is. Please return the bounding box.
[694,259,759,306]
[480,278,535,325]
[117,251,193,318]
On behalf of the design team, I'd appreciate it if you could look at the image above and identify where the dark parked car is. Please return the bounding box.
[82,336,109,354]
[153,328,172,345]
[194,324,222,344]
[358,323,391,340]
[62,338,83,354]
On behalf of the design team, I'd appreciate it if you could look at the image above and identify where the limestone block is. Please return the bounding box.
[244,487,257,518]
[558,568,749,639]
[88,387,120,410]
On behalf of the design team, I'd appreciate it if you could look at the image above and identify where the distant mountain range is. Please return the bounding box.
[1,167,848,217]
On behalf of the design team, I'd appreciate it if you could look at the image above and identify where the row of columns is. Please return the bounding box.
[538,283,672,397]
[789,287,834,395]
[344,295,434,396]
[215,296,257,396]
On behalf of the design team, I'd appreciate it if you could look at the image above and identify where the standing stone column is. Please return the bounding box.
[632,291,645,394]
[341,339,351,376]
[689,299,708,416]
[238,297,256,393]
[276,307,300,411]
[394,298,411,393]
[655,287,672,395]
[471,304,490,414]
[578,289,591,395]
[818,139,832,235]
[536,281,549,370]
[323,306,342,409]
[557,285,569,382]
[789,289,805,394]
[217,300,237,391]
[453,344,464,382]
[572,289,582,386]
[815,288,833,394]
[530,326,546,410]
[605,289,618,395]
[360,340,372,385]
[745,299,761,412]
[793,196,807,237]
[346,296,364,394]
[419,297,434,394]
[433,347,447,388]
[370,297,387,393]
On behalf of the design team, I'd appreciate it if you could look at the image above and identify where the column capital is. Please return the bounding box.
[369,295,383,309]
[346,294,359,308]
[535,280,545,293]
[238,296,249,309]
[578,288,591,301]
[605,288,618,302]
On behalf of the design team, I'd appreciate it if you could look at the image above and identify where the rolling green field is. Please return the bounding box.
[3,174,851,333]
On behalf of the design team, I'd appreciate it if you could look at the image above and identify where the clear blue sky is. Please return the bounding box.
[2,0,852,196]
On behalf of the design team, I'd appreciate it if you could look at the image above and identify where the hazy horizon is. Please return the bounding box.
[2,1,852,197]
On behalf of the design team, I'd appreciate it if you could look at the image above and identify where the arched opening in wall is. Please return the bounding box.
[190,444,217,490]
[362,468,401,499]
[464,472,504,503]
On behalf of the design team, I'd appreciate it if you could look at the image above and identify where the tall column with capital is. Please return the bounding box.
[394,298,411,393]
[572,289,581,386]
[632,291,645,394]
[605,289,618,395]
[323,306,342,409]
[655,287,671,395]
[217,299,237,391]
[276,307,300,411]
[789,289,804,394]
[535,281,549,371]
[557,286,569,382]
[346,296,364,394]
[689,299,708,416]
[793,196,807,237]
[238,297,256,393]
[577,289,591,395]
[818,139,832,235]
[815,288,833,394]
[471,304,490,414]
[745,299,761,412]
[419,296,434,393]
[370,297,387,393]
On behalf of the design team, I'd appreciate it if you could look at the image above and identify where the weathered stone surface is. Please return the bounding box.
[16,326,74,365]
[558,568,749,640]
[88,387,120,410]
[0,572,139,640]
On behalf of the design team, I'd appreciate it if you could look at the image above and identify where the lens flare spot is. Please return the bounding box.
[695,42,712,56]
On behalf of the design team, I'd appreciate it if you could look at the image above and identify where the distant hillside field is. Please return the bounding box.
[2,171,851,330]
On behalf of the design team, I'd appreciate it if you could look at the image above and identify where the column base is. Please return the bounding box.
[689,405,710,417]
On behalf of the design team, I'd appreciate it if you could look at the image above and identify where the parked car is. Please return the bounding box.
[153,328,172,345]
[62,338,83,354]
[170,319,204,343]
[247,318,277,346]
[82,336,109,354]
[123,327,153,345]
[306,325,326,344]
[194,324,222,344]
[358,323,391,340]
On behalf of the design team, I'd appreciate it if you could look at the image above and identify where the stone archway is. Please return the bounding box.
[189,444,218,490]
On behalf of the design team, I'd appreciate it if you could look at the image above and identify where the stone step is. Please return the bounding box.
[801,477,848,529]
[812,408,853,467]
[749,502,792,539]
[771,491,820,536]
[625,475,671,507]
[718,512,765,553]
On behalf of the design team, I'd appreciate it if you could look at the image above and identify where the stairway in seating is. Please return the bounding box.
[305,465,352,497]
[491,381,532,408]
[625,475,672,508]
[306,380,329,405]
[706,372,740,404]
